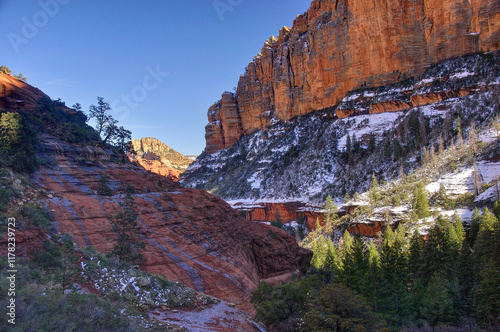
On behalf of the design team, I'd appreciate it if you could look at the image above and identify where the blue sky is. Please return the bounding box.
[0,0,311,155]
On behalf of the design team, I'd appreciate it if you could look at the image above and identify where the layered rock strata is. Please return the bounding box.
[205,0,500,153]
[29,135,311,312]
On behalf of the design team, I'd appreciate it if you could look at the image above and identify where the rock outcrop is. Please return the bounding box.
[0,73,49,110]
[205,0,500,153]
[130,137,195,180]
[0,73,78,116]
[31,135,311,312]
[233,202,325,231]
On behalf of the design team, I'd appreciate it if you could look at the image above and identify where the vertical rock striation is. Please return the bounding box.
[205,0,500,153]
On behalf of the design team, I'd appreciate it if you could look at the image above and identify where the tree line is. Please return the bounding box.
[252,202,500,331]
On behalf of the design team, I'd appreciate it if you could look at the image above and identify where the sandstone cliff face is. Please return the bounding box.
[30,135,310,312]
[130,137,194,180]
[0,73,50,110]
[232,202,389,237]
[233,202,325,231]
[205,0,500,153]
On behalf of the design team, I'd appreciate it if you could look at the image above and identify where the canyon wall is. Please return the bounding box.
[205,0,500,153]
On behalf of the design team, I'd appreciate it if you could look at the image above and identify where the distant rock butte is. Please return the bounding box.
[30,135,310,313]
[130,137,195,181]
[205,0,500,153]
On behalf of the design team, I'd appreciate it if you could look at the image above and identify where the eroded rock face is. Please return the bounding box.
[130,137,195,180]
[233,202,325,231]
[205,0,500,153]
[32,136,311,312]
[0,73,49,110]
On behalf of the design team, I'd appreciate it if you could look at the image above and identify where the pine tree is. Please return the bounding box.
[368,132,376,152]
[474,208,499,275]
[382,226,395,247]
[310,241,320,269]
[412,182,430,219]
[345,134,354,167]
[324,195,339,224]
[341,230,353,259]
[469,207,482,247]
[340,237,368,295]
[394,223,406,245]
[453,215,466,250]
[111,193,145,263]
[406,235,424,318]
[457,239,475,316]
[422,217,458,285]
[88,96,114,139]
[379,226,410,326]
[369,173,380,208]
[493,197,500,219]
[344,192,351,204]
[474,238,500,326]
[352,133,360,152]
[311,236,329,269]
[408,231,425,282]
[420,273,454,326]
[314,218,321,231]
[55,236,81,295]
[324,238,341,274]
[366,241,382,311]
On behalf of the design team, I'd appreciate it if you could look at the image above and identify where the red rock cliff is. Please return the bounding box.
[205,0,500,153]
[30,135,310,313]
[0,73,51,110]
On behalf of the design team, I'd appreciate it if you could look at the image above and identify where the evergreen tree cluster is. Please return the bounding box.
[253,204,500,331]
